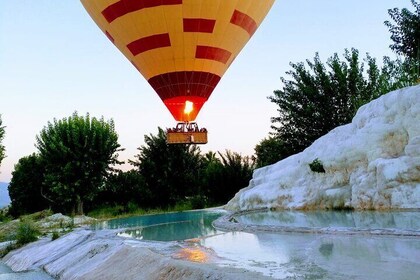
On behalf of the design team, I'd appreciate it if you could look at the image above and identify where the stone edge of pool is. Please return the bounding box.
[213,208,420,237]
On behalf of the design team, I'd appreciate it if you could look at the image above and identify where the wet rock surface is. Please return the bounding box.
[2,229,271,280]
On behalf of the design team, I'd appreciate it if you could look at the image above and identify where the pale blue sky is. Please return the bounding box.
[0,0,408,182]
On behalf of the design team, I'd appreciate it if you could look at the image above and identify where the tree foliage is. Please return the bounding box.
[0,115,5,168]
[385,0,420,60]
[8,125,255,215]
[95,170,148,210]
[268,49,418,158]
[204,151,255,204]
[35,112,122,214]
[8,154,49,217]
[254,137,287,168]
[130,128,202,207]
[129,130,255,208]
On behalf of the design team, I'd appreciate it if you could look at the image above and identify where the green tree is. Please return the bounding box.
[95,170,148,210]
[203,151,255,204]
[0,115,5,167]
[385,0,420,79]
[36,112,122,215]
[269,49,418,157]
[254,136,287,168]
[130,128,202,208]
[385,0,420,60]
[8,154,49,217]
[200,152,224,204]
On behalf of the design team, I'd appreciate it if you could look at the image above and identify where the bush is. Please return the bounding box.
[51,231,60,241]
[0,243,18,258]
[309,158,326,173]
[172,200,193,212]
[16,220,40,246]
[88,205,126,219]
[0,209,11,223]
[189,195,208,209]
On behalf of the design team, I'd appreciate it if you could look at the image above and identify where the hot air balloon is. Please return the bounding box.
[81,0,274,144]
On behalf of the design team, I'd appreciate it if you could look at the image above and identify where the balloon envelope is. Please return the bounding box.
[81,0,275,121]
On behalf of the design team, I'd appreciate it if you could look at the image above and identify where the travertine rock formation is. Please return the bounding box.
[227,85,420,211]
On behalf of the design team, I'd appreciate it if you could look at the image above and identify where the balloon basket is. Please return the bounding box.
[166,122,208,144]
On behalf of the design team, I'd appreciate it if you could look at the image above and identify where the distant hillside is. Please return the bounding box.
[0,182,11,207]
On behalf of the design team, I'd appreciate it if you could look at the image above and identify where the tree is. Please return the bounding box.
[130,128,202,208]
[35,112,122,215]
[200,152,224,204]
[385,0,420,80]
[95,170,148,210]
[385,0,420,60]
[203,150,255,204]
[254,136,287,168]
[269,49,418,158]
[0,115,5,168]
[8,154,49,217]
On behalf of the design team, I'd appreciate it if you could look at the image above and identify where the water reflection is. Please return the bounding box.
[91,209,420,279]
[173,248,210,263]
[235,210,420,231]
[93,210,224,241]
[200,231,420,280]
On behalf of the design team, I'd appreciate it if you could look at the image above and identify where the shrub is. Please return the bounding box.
[173,200,192,212]
[190,195,208,209]
[309,158,326,173]
[0,209,11,222]
[0,243,18,258]
[51,231,60,241]
[16,220,40,246]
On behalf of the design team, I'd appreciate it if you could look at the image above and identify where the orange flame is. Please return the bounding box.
[184,100,194,115]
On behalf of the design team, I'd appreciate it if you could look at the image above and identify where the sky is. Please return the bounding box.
[0,0,409,183]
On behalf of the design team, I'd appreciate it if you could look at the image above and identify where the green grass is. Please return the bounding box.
[87,200,199,220]
[0,219,41,257]
[21,209,53,222]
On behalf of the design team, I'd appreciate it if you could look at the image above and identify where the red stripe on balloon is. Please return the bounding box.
[105,31,114,43]
[127,33,171,56]
[148,71,221,100]
[183,18,216,33]
[195,46,231,64]
[102,0,183,23]
[131,61,140,72]
[230,10,258,36]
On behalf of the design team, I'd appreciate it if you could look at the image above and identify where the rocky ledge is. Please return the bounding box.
[2,229,271,280]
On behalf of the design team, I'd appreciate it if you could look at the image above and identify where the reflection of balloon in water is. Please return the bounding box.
[81,0,274,122]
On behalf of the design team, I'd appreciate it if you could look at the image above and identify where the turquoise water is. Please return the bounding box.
[92,209,420,279]
[200,230,420,279]
[93,210,224,241]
